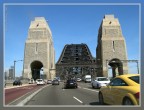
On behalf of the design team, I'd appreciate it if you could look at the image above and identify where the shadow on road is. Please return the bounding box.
[89,102,101,105]
[89,102,108,105]
[87,86,100,90]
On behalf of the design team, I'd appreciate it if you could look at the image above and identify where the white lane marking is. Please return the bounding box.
[73,96,83,104]
[7,85,50,106]
[7,90,33,105]
[17,85,50,106]
[83,87,99,93]
[78,86,81,88]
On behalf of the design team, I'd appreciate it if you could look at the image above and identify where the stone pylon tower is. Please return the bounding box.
[96,15,128,77]
[23,17,55,80]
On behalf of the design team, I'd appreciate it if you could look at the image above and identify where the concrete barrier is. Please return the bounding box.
[4,83,36,90]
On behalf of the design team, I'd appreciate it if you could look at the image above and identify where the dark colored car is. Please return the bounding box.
[13,80,22,86]
[64,79,78,89]
[52,79,59,85]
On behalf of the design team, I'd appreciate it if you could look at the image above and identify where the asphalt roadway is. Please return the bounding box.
[25,82,101,106]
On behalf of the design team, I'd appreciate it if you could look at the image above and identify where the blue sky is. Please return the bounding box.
[4,4,140,77]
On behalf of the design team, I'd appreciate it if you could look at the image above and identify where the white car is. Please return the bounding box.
[76,78,82,82]
[36,79,45,85]
[91,77,110,89]
[84,75,91,83]
[47,79,52,84]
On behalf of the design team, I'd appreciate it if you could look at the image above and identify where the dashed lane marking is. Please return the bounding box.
[73,96,83,104]
[83,88,99,93]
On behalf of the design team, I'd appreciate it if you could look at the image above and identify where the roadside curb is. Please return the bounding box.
[16,85,49,106]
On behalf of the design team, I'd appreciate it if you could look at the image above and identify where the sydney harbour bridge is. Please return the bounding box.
[22,15,133,80]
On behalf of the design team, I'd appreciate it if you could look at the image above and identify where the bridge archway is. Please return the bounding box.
[108,58,123,78]
[30,61,43,80]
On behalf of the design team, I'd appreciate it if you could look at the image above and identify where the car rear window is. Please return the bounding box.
[67,80,75,83]
[98,78,109,81]
[128,76,139,84]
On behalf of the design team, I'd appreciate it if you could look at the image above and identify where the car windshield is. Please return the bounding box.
[37,79,42,81]
[128,76,139,84]
[97,78,108,81]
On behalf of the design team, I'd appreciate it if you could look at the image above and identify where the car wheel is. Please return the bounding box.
[123,97,134,105]
[99,92,104,105]
[92,84,95,88]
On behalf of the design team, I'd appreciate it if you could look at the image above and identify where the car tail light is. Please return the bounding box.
[134,92,139,99]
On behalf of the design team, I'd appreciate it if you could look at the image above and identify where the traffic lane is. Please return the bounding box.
[26,83,81,105]
[62,82,100,105]
[26,82,100,105]
[77,82,108,105]
[73,86,100,105]
[5,84,46,105]
[77,82,92,88]
[61,81,100,105]
[78,82,100,90]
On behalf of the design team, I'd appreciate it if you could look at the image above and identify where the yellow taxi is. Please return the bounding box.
[99,74,140,105]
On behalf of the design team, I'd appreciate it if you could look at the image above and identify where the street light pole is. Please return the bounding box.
[14,60,23,80]
[14,60,16,80]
